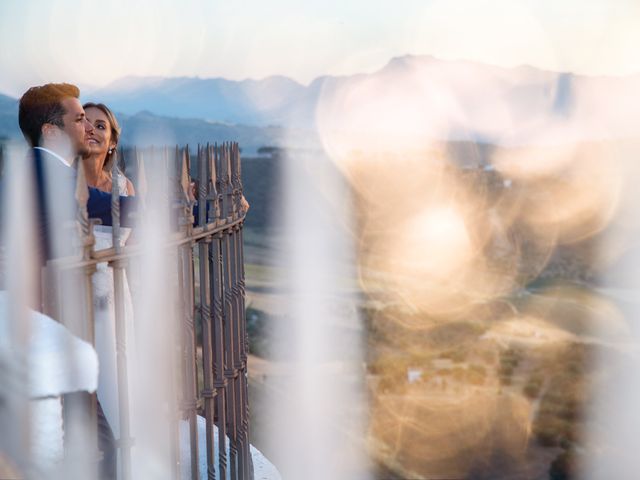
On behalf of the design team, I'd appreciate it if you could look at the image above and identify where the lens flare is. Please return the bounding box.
[493,142,622,245]
[311,36,631,478]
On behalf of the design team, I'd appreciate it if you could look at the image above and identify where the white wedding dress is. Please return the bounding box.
[93,172,136,440]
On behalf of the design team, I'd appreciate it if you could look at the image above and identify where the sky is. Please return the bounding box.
[0,0,639,97]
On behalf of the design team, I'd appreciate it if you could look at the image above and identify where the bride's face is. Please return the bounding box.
[85,107,115,159]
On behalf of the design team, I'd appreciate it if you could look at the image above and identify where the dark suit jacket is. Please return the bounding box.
[30,148,137,262]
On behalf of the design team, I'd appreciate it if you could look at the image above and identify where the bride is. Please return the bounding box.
[82,102,136,441]
[82,102,135,197]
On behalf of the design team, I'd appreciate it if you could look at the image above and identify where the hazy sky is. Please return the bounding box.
[1,0,638,96]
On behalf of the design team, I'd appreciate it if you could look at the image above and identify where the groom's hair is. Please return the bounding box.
[18,83,80,147]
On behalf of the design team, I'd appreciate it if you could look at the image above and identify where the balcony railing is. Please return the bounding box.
[1,142,251,479]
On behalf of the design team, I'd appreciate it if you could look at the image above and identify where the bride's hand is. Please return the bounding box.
[240,195,250,214]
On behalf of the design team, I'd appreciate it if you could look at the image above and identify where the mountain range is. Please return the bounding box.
[2,55,640,151]
[0,93,286,154]
[83,55,640,145]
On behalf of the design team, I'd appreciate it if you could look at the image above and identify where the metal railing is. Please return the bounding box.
[40,142,251,479]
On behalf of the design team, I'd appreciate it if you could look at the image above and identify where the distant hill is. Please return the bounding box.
[3,55,640,147]
[73,55,640,145]
[0,96,284,154]
[0,94,20,141]
[116,111,284,154]
[86,75,308,127]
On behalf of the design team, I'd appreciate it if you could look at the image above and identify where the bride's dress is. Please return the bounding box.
[93,172,136,439]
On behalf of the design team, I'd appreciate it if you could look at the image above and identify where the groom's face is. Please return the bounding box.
[58,97,93,157]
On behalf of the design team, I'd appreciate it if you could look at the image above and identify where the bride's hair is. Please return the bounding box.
[82,102,122,178]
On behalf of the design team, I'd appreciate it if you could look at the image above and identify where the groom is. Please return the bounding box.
[18,83,131,479]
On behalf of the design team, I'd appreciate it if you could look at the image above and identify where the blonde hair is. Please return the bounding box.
[83,102,122,176]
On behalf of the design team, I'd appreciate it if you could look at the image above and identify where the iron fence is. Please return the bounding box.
[35,142,250,479]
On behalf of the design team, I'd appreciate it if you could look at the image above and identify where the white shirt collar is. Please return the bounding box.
[33,147,73,168]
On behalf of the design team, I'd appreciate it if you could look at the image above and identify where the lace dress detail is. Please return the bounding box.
[116,169,128,195]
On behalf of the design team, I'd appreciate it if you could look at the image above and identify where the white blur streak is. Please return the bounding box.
[0,142,36,477]
[585,150,640,479]
[130,152,177,479]
[267,150,370,479]
[43,149,95,480]
[0,143,96,479]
